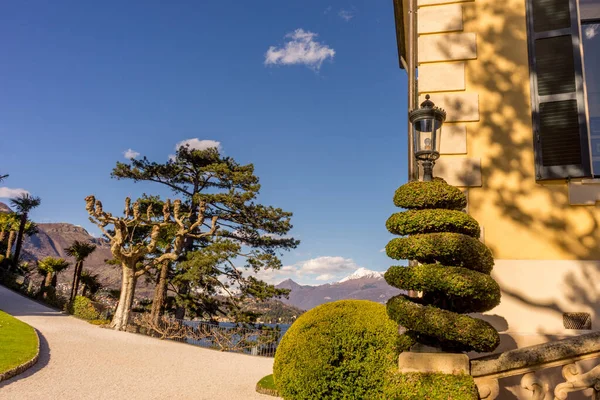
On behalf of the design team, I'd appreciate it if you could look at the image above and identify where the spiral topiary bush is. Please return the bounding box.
[273,300,412,400]
[385,179,501,353]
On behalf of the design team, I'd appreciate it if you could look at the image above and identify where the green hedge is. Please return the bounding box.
[393,180,466,210]
[386,233,494,274]
[386,295,500,353]
[69,296,101,321]
[273,300,407,400]
[382,372,478,400]
[385,265,500,313]
[386,209,480,238]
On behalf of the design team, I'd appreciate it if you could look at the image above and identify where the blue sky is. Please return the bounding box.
[0,1,409,285]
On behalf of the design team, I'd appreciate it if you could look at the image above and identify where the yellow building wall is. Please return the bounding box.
[414,0,600,342]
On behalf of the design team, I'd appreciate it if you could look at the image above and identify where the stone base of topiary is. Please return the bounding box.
[398,352,469,375]
[256,374,280,397]
[383,372,479,400]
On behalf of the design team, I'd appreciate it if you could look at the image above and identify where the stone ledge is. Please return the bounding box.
[470,331,600,378]
[0,328,40,382]
[399,351,470,374]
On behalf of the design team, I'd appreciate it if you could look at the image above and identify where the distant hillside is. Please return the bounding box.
[275,268,404,310]
[19,222,154,296]
[240,298,305,324]
[0,202,11,213]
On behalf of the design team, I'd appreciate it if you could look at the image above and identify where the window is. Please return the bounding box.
[525,0,600,180]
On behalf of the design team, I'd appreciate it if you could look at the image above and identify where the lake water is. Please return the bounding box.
[180,321,292,357]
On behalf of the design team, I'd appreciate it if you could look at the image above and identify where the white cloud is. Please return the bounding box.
[338,8,356,21]
[123,149,140,159]
[0,187,29,198]
[324,6,332,14]
[379,248,386,253]
[300,256,358,275]
[316,273,334,281]
[265,29,335,70]
[175,139,222,152]
[254,256,359,285]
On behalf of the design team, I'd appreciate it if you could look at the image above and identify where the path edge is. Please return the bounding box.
[0,327,40,382]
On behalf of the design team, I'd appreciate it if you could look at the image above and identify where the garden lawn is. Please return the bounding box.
[0,309,38,374]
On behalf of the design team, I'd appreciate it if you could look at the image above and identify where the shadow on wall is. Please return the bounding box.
[425,0,599,345]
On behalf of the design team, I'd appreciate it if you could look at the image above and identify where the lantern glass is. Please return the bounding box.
[413,116,443,161]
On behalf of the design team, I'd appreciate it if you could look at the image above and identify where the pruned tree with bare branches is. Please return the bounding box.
[85,195,218,330]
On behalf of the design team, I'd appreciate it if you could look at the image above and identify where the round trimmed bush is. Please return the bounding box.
[386,209,480,238]
[383,372,479,400]
[393,180,466,210]
[273,300,407,400]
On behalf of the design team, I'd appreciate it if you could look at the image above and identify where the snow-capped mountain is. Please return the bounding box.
[338,267,384,283]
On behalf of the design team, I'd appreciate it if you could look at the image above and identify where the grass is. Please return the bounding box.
[0,310,38,374]
[256,374,279,397]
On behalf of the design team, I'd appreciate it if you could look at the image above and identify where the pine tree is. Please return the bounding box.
[111,145,299,321]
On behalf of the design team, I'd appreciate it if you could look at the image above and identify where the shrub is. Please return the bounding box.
[393,180,466,210]
[386,209,480,238]
[382,372,479,400]
[385,265,501,313]
[384,180,500,354]
[387,295,499,353]
[88,319,111,326]
[273,300,410,400]
[70,296,101,320]
[386,233,494,274]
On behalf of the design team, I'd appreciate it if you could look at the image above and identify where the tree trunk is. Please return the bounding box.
[51,273,57,288]
[110,263,137,331]
[41,272,52,299]
[12,213,28,268]
[73,261,83,297]
[150,261,170,324]
[70,261,82,302]
[0,230,6,244]
[174,198,199,320]
[5,231,15,259]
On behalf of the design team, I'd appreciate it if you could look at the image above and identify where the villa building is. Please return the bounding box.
[393,0,600,352]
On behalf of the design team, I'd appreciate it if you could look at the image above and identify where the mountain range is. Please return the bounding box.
[1,202,154,296]
[275,267,403,310]
[2,202,402,309]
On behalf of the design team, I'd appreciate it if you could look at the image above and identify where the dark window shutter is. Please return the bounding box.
[526,0,592,180]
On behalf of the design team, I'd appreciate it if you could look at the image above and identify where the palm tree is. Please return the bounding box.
[3,215,37,260]
[0,172,8,183]
[1,213,21,259]
[0,213,17,245]
[65,240,97,302]
[37,256,70,298]
[79,270,102,298]
[10,193,41,268]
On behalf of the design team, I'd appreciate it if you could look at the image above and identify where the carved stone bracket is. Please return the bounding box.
[554,363,600,400]
[521,372,547,400]
[477,378,500,400]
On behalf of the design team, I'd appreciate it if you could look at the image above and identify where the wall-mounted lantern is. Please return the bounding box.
[409,94,447,181]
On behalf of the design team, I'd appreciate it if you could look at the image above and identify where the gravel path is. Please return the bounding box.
[0,285,277,400]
